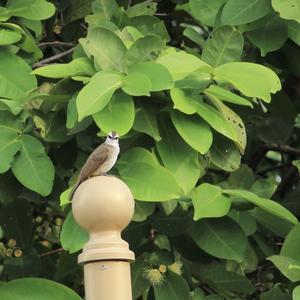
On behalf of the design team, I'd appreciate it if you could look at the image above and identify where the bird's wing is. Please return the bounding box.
[79,144,109,180]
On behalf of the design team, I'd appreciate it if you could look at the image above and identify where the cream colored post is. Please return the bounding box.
[72,176,135,300]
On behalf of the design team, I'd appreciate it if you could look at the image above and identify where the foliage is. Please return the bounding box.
[0,0,300,299]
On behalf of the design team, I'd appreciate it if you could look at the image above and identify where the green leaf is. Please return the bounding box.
[93,90,135,136]
[213,62,281,102]
[83,27,127,72]
[268,255,300,282]
[229,211,257,236]
[129,62,174,91]
[11,135,55,196]
[281,223,300,261]
[127,1,157,17]
[175,71,211,91]
[0,28,22,45]
[0,98,22,115]
[132,201,156,222]
[60,211,89,254]
[190,0,227,26]
[157,50,211,81]
[122,72,151,96]
[0,7,10,21]
[205,85,253,107]
[125,35,165,68]
[0,278,82,300]
[64,0,92,24]
[202,26,244,67]
[92,0,118,20]
[288,20,300,46]
[0,51,37,102]
[205,93,246,153]
[183,27,205,47]
[293,286,300,300]
[170,110,213,154]
[117,147,160,170]
[247,15,288,56]
[190,217,247,262]
[170,88,198,115]
[119,162,182,201]
[223,189,298,224]
[221,0,272,25]
[156,116,201,195]
[32,58,95,78]
[192,183,231,220]
[154,271,190,300]
[210,134,241,172]
[131,259,151,300]
[7,0,55,20]
[228,164,256,189]
[76,71,123,121]
[133,104,161,141]
[0,111,22,173]
[272,0,300,23]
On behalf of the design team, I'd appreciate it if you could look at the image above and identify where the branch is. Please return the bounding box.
[261,144,300,156]
[32,47,75,68]
[274,165,299,197]
[38,41,75,47]
[39,247,65,257]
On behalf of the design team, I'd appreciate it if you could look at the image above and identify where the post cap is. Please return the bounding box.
[72,176,135,263]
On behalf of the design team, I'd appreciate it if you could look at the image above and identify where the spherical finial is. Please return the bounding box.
[72,176,135,263]
[72,176,134,234]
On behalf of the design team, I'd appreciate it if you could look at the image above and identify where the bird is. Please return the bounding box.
[69,131,120,200]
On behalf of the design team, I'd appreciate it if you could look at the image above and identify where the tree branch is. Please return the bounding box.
[39,247,65,257]
[38,41,75,47]
[32,47,75,68]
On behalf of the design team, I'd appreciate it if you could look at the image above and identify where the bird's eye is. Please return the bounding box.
[114,136,119,140]
[108,135,113,139]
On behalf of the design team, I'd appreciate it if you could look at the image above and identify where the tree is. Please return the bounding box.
[0,0,300,299]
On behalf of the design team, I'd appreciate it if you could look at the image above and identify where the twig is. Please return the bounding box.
[261,144,300,156]
[38,41,75,47]
[39,247,65,257]
[32,47,75,68]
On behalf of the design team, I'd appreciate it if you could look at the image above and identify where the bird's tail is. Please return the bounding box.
[69,179,82,201]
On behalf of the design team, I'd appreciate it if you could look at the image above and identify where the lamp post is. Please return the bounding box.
[72,176,135,300]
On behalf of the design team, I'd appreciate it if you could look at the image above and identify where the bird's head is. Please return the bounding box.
[105,131,119,146]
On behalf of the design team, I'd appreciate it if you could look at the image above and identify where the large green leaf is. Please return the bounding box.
[93,90,134,136]
[157,50,211,81]
[132,201,155,222]
[0,111,22,173]
[119,161,182,201]
[154,271,190,300]
[205,85,253,107]
[7,0,55,20]
[293,286,300,300]
[0,278,82,300]
[0,28,22,45]
[156,116,201,195]
[92,0,118,20]
[122,72,151,96]
[288,20,300,45]
[210,134,241,172]
[272,0,300,23]
[213,62,281,102]
[76,71,123,120]
[170,88,198,115]
[131,259,151,299]
[82,27,127,72]
[202,26,244,67]
[133,104,161,141]
[247,15,288,56]
[60,212,89,254]
[221,0,272,25]
[223,189,298,224]
[190,0,227,26]
[281,223,300,261]
[11,135,55,196]
[268,255,300,282]
[190,217,247,262]
[0,52,37,102]
[32,58,95,78]
[129,62,174,91]
[170,110,213,154]
[125,35,165,68]
[192,183,231,220]
[205,93,247,153]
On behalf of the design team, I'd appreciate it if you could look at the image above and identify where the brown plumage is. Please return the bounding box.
[69,132,120,200]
